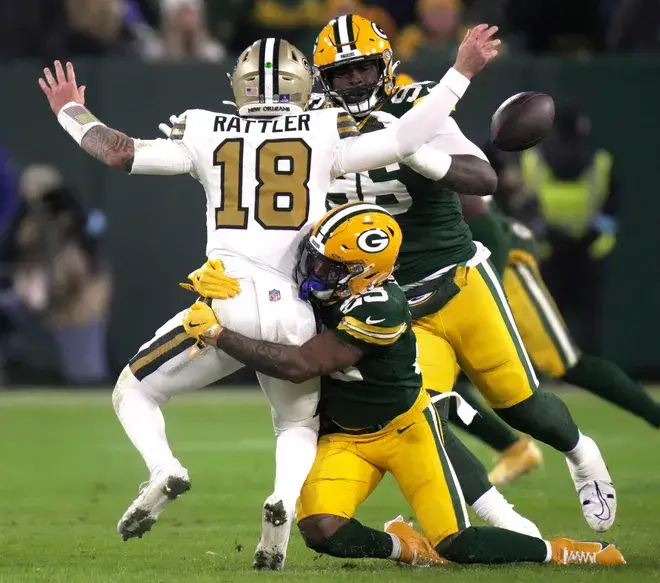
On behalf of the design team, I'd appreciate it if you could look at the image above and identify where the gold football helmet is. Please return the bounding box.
[297,202,402,303]
[313,14,396,117]
[231,38,313,117]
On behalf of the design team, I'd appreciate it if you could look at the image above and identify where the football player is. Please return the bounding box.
[455,193,660,484]
[182,201,625,567]
[311,14,617,534]
[39,29,498,569]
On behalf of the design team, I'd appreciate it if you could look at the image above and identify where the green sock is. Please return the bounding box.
[436,396,492,506]
[450,377,520,452]
[496,390,579,452]
[563,355,660,428]
[436,526,547,564]
[306,518,394,559]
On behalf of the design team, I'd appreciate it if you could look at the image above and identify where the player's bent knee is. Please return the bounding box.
[298,514,348,550]
[112,365,168,411]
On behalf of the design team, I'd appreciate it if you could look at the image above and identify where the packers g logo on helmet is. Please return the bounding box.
[357,228,390,253]
[371,22,388,40]
[296,202,402,303]
[313,14,396,117]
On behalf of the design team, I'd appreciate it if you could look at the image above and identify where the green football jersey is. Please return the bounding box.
[317,280,422,430]
[309,85,476,289]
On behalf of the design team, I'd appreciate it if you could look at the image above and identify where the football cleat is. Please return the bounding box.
[488,438,543,486]
[550,538,625,565]
[117,463,190,541]
[384,515,450,567]
[576,480,617,533]
[565,436,617,532]
[253,497,293,571]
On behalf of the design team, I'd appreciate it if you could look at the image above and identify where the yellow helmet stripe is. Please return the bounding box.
[315,202,390,244]
[333,14,357,54]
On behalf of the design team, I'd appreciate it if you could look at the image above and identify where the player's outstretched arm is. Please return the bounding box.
[183,302,363,383]
[216,330,362,384]
[333,24,500,177]
[372,112,497,195]
[80,125,134,172]
[439,155,497,194]
[39,61,193,175]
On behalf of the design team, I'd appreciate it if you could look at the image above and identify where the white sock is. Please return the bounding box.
[472,486,513,520]
[389,534,402,559]
[471,487,542,538]
[564,432,594,466]
[112,370,177,474]
[564,433,610,486]
[272,426,318,511]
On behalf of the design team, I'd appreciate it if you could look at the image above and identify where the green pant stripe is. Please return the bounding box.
[513,265,580,371]
[423,405,470,530]
[477,261,538,389]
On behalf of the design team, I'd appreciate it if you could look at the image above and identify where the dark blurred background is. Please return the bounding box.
[1,0,659,387]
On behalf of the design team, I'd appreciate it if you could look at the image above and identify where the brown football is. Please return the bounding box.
[491,92,555,152]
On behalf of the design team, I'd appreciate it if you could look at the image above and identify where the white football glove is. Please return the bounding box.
[158,114,185,139]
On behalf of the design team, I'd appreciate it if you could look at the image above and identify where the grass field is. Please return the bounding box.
[0,388,658,583]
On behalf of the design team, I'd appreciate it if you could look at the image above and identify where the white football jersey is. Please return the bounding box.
[172,107,355,279]
[130,68,470,279]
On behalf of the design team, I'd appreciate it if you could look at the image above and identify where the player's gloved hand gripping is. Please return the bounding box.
[179,259,241,299]
[183,301,223,345]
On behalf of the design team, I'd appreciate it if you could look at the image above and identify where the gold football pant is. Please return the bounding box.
[297,390,470,546]
[413,262,537,409]
[503,261,580,378]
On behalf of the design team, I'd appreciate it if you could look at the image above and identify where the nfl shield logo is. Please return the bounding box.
[269,289,281,302]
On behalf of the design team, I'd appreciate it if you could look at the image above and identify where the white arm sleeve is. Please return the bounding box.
[130,138,195,175]
[332,68,470,178]
[426,117,488,159]
[402,117,489,180]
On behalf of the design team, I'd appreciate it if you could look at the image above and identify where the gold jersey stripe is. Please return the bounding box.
[129,331,192,378]
[337,112,359,139]
[338,127,359,139]
[338,316,407,345]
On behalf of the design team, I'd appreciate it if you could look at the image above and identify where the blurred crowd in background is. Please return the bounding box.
[0,0,658,63]
[0,0,656,386]
[1,155,112,386]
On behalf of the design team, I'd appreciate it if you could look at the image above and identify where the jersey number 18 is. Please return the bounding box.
[213,137,312,231]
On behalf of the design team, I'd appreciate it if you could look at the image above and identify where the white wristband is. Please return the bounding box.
[57,102,104,145]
